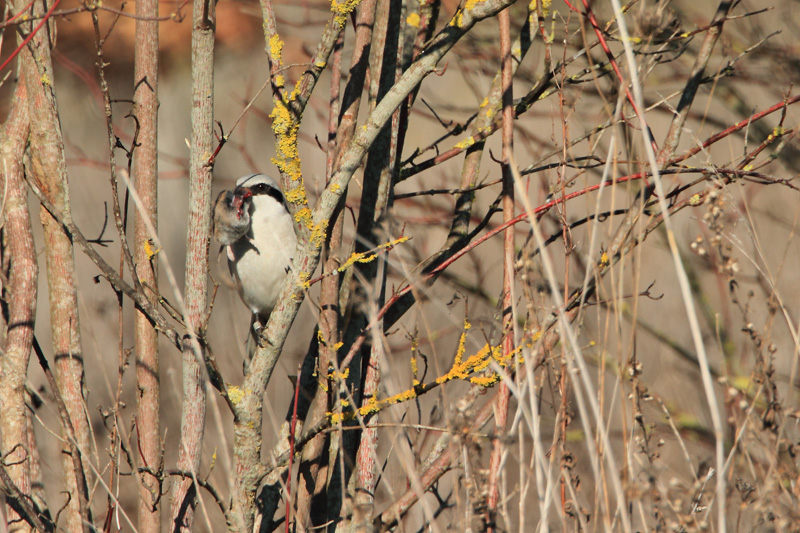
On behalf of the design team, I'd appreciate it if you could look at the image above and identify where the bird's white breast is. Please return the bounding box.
[229,194,297,318]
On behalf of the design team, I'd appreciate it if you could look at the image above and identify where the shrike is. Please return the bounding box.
[213,174,297,356]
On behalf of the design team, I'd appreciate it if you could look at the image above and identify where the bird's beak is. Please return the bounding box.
[235,186,254,200]
[230,187,253,218]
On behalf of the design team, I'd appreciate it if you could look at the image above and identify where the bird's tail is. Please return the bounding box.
[243,314,259,374]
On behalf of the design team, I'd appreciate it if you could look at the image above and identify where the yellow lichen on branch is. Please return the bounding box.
[310,220,329,248]
[284,185,307,205]
[328,367,349,381]
[266,31,311,232]
[330,0,362,25]
[330,386,418,424]
[410,336,420,386]
[293,207,313,228]
[453,319,470,368]
[270,90,311,225]
[144,238,160,260]
[337,236,410,272]
[270,87,301,177]
[227,385,250,405]
[328,321,522,424]
[528,0,552,16]
[454,136,476,150]
[450,0,487,28]
[438,337,522,387]
[269,34,285,87]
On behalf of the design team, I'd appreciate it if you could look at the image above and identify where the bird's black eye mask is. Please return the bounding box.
[249,182,284,205]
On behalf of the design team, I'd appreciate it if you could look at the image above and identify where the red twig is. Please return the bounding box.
[339,103,800,370]
[668,94,800,166]
[574,0,658,153]
[338,171,620,371]
[4,0,35,23]
[0,0,62,73]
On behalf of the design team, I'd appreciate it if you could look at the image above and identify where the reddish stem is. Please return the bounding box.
[4,0,35,22]
[0,0,62,73]
[576,0,658,153]
[487,6,514,530]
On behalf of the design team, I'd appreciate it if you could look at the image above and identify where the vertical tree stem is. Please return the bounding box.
[351,0,404,524]
[133,0,161,527]
[171,0,215,528]
[0,80,39,533]
[293,27,346,532]
[487,6,514,531]
[15,0,92,529]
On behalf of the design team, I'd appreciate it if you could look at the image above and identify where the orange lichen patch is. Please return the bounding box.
[437,343,496,382]
[268,33,286,87]
[409,335,421,385]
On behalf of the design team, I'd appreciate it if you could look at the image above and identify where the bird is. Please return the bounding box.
[212,174,297,361]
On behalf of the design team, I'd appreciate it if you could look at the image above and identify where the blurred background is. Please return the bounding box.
[3,0,800,530]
